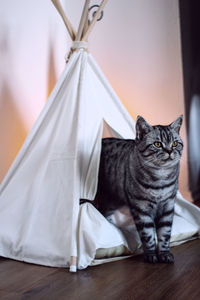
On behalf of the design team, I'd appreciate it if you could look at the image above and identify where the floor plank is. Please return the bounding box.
[0,258,57,294]
[0,239,200,300]
[0,290,21,300]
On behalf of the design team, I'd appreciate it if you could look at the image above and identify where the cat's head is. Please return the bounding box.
[135,115,183,168]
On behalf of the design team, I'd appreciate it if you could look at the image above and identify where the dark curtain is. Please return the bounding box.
[179,0,200,202]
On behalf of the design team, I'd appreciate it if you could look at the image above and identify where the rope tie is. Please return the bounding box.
[65,41,88,62]
[71,41,88,50]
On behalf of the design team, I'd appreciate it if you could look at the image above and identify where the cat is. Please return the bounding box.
[94,115,183,263]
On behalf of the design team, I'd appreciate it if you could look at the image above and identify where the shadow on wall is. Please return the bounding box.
[46,34,57,99]
[0,82,28,183]
[0,27,27,183]
[0,28,59,183]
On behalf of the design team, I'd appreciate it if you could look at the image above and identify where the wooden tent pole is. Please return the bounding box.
[51,0,76,40]
[82,4,89,39]
[75,0,90,41]
[82,0,108,41]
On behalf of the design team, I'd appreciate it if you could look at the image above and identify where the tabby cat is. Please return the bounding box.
[95,115,183,263]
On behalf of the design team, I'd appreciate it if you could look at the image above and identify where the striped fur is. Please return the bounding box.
[96,115,183,263]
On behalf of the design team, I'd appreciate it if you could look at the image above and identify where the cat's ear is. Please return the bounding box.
[170,115,183,134]
[136,116,153,140]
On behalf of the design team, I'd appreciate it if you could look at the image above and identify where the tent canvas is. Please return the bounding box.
[0,0,200,272]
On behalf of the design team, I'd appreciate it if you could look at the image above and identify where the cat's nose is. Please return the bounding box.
[165,147,172,154]
[164,146,175,159]
[165,147,175,159]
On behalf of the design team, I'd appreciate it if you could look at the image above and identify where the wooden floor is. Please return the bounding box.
[0,239,200,300]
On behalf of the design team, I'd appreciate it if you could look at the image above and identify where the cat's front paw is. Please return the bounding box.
[143,251,158,264]
[158,251,174,263]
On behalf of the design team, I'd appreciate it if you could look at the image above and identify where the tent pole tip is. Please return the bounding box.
[69,256,77,272]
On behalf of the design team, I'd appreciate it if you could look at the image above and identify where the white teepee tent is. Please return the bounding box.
[0,0,200,272]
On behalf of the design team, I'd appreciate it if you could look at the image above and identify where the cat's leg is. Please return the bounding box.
[131,209,157,263]
[156,200,175,263]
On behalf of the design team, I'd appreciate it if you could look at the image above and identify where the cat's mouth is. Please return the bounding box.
[159,155,176,166]
[164,153,175,161]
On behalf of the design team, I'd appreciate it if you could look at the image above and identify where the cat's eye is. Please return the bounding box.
[172,141,178,147]
[154,141,162,148]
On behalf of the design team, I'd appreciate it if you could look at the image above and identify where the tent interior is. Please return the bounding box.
[0,0,200,273]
